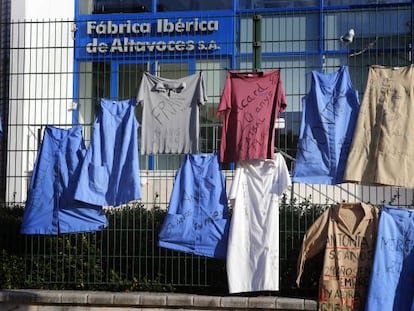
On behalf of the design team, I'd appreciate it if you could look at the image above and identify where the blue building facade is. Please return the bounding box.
[73,0,413,170]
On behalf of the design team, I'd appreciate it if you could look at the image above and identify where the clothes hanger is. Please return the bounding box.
[225,67,265,76]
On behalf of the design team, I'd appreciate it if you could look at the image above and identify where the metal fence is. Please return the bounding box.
[1,2,414,296]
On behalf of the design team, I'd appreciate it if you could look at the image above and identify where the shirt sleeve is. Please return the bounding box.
[216,72,232,116]
[270,154,291,196]
[296,208,330,287]
[276,75,287,113]
[136,73,147,105]
[198,72,208,106]
[228,164,242,201]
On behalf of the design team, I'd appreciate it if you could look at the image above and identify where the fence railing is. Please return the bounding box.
[0,2,413,296]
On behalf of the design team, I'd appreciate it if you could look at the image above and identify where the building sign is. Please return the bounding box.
[75,14,234,59]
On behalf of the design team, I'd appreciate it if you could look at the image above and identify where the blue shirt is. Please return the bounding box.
[158,153,230,259]
[75,98,141,206]
[21,125,108,234]
[366,205,414,311]
[292,66,360,184]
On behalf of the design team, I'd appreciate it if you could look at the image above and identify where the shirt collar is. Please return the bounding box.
[153,81,186,93]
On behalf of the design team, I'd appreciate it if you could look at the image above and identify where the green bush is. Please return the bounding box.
[0,249,26,288]
[0,200,325,296]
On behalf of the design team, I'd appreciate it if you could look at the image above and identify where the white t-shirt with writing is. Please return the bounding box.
[137,72,207,155]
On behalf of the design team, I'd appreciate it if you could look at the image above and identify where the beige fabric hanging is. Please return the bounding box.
[296,203,379,311]
[344,64,414,187]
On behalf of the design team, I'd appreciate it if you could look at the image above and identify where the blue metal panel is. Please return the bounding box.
[72,61,80,124]
[110,62,118,99]
[319,0,324,69]
[72,0,80,124]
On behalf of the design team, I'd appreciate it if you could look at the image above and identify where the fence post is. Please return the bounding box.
[253,14,262,71]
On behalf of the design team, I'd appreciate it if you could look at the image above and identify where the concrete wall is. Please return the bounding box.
[7,0,75,202]
[139,170,414,208]
[0,289,318,310]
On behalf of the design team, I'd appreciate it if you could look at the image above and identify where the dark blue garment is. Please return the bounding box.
[75,98,141,206]
[292,66,360,184]
[158,153,230,259]
[0,116,3,140]
[366,206,414,311]
[20,125,108,235]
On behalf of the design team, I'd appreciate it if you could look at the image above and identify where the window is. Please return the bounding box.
[238,0,318,9]
[326,0,410,6]
[79,0,232,14]
[156,0,231,12]
[80,0,152,15]
[78,62,110,124]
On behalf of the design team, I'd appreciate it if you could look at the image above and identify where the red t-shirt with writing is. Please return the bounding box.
[217,69,286,163]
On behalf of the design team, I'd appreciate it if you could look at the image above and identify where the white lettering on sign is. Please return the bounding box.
[156,18,219,33]
[87,20,151,35]
[86,18,219,35]
[85,18,221,54]
[86,38,220,54]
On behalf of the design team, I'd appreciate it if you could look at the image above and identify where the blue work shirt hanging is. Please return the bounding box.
[292,66,360,184]
[158,153,230,259]
[366,205,414,311]
[20,125,108,234]
[75,98,141,206]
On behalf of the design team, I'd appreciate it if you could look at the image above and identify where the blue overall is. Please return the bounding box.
[366,206,414,311]
[75,98,141,206]
[20,125,108,235]
[292,66,360,184]
[158,153,230,259]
